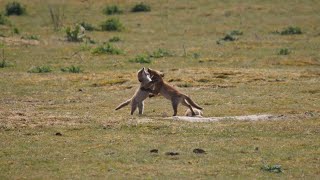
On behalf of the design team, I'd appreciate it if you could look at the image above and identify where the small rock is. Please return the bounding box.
[55,132,62,136]
[193,148,206,154]
[165,152,179,156]
[150,149,158,153]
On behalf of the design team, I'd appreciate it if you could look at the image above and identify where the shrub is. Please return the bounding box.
[91,43,123,55]
[100,18,124,31]
[5,2,26,16]
[28,66,52,73]
[80,22,97,31]
[65,25,85,42]
[109,36,121,42]
[61,65,82,73]
[278,48,290,55]
[131,2,151,12]
[150,48,172,58]
[103,5,123,15]
[280,26,302,35]
[129,54,151,64]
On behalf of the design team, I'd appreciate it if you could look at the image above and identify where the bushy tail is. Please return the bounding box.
[184,95,203,110]
[115,99,131,110]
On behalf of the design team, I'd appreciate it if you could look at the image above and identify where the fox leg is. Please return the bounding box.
[171,98,179,116]
[131,102,138,115]
[138,101,144,114]
[182,99,195,116]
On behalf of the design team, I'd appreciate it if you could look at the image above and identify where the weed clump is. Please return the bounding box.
[65,25,85,42]
[129,54,151,64]
[100,18,124,31]
[280,26,302,35]
[28,66,52,73]
[131,2,151,12]
[278,48,290,55]
[5,2,26,16]
[109,36,121,42]
[103,5,123,15]
[91,43,123,55]
[61,65,82,73]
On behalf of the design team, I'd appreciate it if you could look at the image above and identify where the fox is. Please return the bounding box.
[115,68,155,115]
[143,68,203,116]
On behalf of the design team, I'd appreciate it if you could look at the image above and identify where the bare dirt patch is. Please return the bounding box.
[0,37,40,46]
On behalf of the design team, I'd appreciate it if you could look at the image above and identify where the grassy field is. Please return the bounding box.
[0,0,319,179]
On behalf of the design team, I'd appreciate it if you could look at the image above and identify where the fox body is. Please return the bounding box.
[115,68,153,115]
[145,68,203,116]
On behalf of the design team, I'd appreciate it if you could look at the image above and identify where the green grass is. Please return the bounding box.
[0,0,319,179]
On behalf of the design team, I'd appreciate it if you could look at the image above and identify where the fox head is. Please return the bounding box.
[137,67,153,87]
[147,68,164,82]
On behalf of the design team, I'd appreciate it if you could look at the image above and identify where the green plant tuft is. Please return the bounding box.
[129,54,151,64]
[61,65,82,73]
[150,48,172,58]
[278,48,290,55]
[91,43,123,55]
[5,2,26,16]
[103,5,123,15]
[21,35,39,40]
[28,66,52,73]
[109,36,121,42]
[131,2,151,12]
[261,164,283,173]
[100,18,124,31]
[0,59,11,68]
[280,26,302,35]
[229,30,243,36]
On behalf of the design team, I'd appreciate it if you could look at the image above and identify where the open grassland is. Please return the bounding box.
[0,0,319,179]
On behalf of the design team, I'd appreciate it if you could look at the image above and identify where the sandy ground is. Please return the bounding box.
[168,112,318,122]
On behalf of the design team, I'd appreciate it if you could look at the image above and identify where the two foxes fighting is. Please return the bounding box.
[115,68,203,116]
